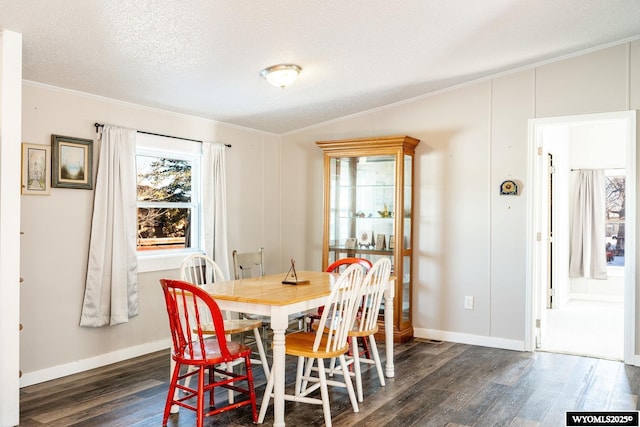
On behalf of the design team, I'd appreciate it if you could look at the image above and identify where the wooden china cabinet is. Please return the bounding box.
[316,135,419,342]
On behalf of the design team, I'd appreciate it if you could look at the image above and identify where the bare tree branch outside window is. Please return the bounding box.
[137,156,192,250]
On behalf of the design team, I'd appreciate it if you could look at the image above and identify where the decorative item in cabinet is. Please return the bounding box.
[316,135,419,342]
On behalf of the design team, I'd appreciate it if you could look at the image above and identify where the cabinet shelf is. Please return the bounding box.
[317,135,419,343]
[328,246,394,256]
[338,184,395,189]
[336,216,395,220]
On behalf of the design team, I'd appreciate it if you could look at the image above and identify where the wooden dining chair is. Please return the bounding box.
[159,278,257,427]
[258,263,365,427]
[232,247,306,332]
[231,248,272,342]
[232,247,265,279]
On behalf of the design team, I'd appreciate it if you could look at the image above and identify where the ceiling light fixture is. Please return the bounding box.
[260,64,301,89]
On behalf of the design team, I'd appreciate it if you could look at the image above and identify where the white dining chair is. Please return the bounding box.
[258,263,365,427]
[335,257,391,402]
[178,254,270,404]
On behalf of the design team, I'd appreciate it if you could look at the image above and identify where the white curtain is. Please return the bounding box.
[569,169,607,279]
[80,125,138,327]
[202,142,230,280]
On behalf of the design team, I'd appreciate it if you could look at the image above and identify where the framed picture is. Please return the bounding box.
[345,237,357,249]
[375,234,386,250]
[359,230,374,248]
[388,235,395,249]
[51,135,93,189]
[21,143,51,195]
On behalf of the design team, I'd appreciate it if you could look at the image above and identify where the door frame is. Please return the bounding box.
[525,110,637,364]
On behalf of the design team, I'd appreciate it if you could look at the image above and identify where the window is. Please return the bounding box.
[136,134,202,268]
[605,170,625,267]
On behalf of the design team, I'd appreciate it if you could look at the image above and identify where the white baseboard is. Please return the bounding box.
[414,327,526,352]
[414,328,640,366]
[568,293,624,303]
[19,339,172,388]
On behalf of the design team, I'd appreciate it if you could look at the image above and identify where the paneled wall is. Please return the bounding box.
[283,40,640,351]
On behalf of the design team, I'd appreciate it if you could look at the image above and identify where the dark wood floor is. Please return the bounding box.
[19,339,640,426]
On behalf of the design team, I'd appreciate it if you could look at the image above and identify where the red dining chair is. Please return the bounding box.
[307,257,373,331]
[160,278,257,427]
[327,257,373,273]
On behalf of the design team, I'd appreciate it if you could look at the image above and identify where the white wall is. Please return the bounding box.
[282,40,640,351]
[18,82,282,385]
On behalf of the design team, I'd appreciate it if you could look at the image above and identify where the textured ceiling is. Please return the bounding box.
[1,1,640,134]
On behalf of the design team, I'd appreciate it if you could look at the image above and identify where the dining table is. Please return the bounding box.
[199,269,396,427]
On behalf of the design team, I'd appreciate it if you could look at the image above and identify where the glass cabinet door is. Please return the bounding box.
[402,154,412,327]
[327,155,396,266]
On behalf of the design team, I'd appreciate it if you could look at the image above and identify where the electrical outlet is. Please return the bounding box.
[464,295,474,310]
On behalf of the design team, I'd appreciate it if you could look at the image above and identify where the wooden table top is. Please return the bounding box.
[200,271,339,306]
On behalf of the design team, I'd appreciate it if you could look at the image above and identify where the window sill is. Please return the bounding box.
[137,250,202,273]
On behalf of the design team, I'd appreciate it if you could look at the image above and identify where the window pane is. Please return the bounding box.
[137,207,192,250]
[136,152,197,253]
[137,155,191,202]
[605,173,625,266]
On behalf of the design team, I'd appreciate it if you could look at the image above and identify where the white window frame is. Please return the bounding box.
[135,134,203,272]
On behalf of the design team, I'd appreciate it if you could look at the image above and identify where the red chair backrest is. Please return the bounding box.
[326,257,372,273]
[160,278,230,362]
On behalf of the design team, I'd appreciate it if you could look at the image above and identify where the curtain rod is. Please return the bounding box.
[94,123,231,148]
[571,167,625,171]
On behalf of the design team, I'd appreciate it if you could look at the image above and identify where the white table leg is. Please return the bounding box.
[270,312,288,427]
[384,288,395,378]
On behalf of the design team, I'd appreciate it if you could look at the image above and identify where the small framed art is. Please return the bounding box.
[51,134,93,189]
[375,234,386,250]
[21,143,51,195]
[359,231,372,248]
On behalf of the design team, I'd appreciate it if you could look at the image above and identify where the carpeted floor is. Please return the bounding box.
[542,299,624,360]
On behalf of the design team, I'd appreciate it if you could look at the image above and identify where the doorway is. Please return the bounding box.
[526,111,636,363]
